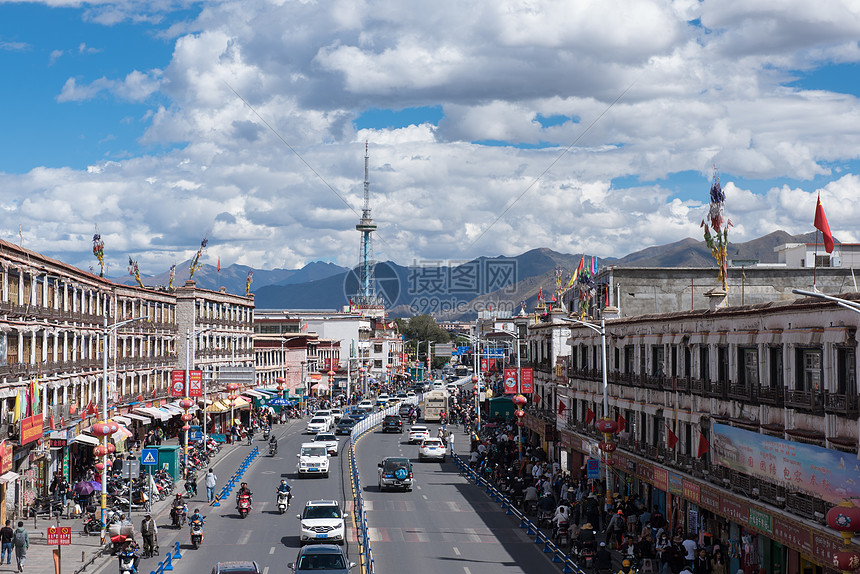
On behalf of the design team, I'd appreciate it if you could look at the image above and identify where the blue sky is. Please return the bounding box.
[1,0,859,274]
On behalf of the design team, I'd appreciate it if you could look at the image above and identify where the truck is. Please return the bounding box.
[421,389,449,422]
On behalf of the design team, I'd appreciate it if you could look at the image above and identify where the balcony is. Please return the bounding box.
[824,391,860,417]
[729,469,754,497]
[706,380,727,399]
[728,382,756,401]
[758,481,786,508]
[757,385,785,407]
[785,389,825,414]
[690,378,706,396]
[674,376,690,393]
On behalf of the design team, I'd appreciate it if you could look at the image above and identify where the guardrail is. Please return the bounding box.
[347,401,405,574]
[451,453,585,574]
[211,446,260,508]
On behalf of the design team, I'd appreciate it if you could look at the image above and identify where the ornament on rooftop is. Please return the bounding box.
[92,229,105,278]
[127,256,144,288]
[701,166,733,292]
[189,236,209,279]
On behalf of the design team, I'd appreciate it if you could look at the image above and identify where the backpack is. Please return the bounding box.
[13,530,25,547]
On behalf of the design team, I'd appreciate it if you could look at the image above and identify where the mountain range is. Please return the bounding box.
[113,230,829,318]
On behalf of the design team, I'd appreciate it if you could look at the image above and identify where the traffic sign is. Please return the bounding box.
[47,526,72,545]
[586,458,600,479]
[141,448,158,466]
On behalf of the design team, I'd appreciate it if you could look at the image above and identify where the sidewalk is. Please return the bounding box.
[17,421,293,574]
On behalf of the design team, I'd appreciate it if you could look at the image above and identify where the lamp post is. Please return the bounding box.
[497,328,524,461]
[185,327,213,474]
[99,314,148,544]
[558,315,612,508]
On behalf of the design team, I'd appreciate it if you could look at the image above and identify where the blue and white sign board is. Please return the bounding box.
[141,448,158,466]
[483,348,505,359]
[586,458,600,479]
[452,346,471,356]
[190,431,203,442]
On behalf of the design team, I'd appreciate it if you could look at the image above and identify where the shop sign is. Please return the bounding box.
[682,479,700,504]
[20,414,43,445]
[748,507,773,535]
[626,459,637,474]
[62,448,69,481]
[812,532,845,566]
[699,485,721,512]
[636,461,654,483]
[720,496,748,525]
[0,441,12,474]
[503,368,518,394]
[49,438,67,448]
[653,467,668,491]
[668,472,683,496]
[772,517,812,554]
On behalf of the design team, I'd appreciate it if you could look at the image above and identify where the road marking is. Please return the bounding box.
[422,495,428,500]
[238,529,252,545]
[416,485,422,490]
[269,546,276,554]
[464,568,471,574]
[261,470,276,474]
[453,546,461,555]
[263,568,269,574]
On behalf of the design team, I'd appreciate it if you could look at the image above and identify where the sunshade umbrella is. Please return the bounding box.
[268,398,291,406]
[88,480,103,491]
[73,481,95,496]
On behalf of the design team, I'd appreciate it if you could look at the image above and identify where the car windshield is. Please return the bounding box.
[301,446,327,457]
[297,553,346,571]
[339,420,355,426]
[423,440,442,446]
[383,460,409,472]
[303,505,341,519]
[410,427,427,433]
[310,418,326,424]
[317,434,336,441]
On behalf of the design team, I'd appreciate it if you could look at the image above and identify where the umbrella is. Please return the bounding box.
[88,480,103,491]
[74,481,95,496]
[268,398,291,406]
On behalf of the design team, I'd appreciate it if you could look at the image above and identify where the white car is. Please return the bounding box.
[357,400,375,412]
[376,394,390,405]
[297,500,348,546]
[418,437,446,461]
[296,443,330,477]
[313,432,340,456]
[408,426,431,444]
[306,417,330,434]
[406,390,416,398]
[314,410,334,425]
[329,408,343,422]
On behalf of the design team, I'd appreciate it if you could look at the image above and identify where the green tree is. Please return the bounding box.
[401,314,451,369]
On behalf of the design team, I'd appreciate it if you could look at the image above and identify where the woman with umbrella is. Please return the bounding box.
[73,480,99,512]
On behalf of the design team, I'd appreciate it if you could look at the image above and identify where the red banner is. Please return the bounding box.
[170,370,186,397]
[20,414,43,446]
[520,368,534,394]
[323,358,340,371]
[480,359,488,371]
[188,370,203,397]
[503,368,518,394]
[47,526,72,545]
[0,440,12,474]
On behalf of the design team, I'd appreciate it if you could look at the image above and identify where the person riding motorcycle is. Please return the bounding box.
[594,541,614,572]
[118,539,141,573]
[276,479,292,505]
[575,522,597,553]
[171,493,187,525]
[552,501,571,539]
[189,508,205,527]
[236,482,253,508]
[617,559,634,574]
[269,434,278,454]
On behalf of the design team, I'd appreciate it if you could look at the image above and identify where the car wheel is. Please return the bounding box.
[441,457,446,462]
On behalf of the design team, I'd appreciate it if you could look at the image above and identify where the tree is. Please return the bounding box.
[401,314,451,368]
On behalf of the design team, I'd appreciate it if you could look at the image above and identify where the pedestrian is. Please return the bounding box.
[0,520,13,565]
[205,468,218,502]
[140,512,158,558]
[448,431,455,455]
[13,521,28,572]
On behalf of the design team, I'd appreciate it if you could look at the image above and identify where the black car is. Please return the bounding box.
[335,418,357,435]
[382,415,403,433]
[288,544,355,573]
[211,562,262,574]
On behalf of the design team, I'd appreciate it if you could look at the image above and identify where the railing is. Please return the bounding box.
[824,392,860,417]
[690,377,706,395]
[706,380,727,399]
[785,389,825,414]
[758,386,784,406]
[728,383,755,401]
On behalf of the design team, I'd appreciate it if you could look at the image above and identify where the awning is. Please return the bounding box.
[243,390,267,399]
[311,383,330,391]
[208,397,250,413]
[74,434,100,446]
[168,401,198,413]
[0,471,19,484]
[125,412,151,423]
[134,407,168,421]
[112,424,134,442]
[113,416,133,425]
[254,389,277,396]
[161,404,184,415]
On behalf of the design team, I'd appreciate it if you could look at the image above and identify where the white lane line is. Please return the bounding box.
[416,485,422,490]
[269,546,276,554]
[238,529,252,545]
[422,494,428,500]
[453,547,461,555]
[464,568,471,574]
[263,568,269,574]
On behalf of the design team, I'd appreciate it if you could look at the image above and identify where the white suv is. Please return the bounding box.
[297,500,348,546]
[296,443,330,478]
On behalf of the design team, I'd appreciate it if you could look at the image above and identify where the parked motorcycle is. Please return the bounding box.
[82,512,103,536]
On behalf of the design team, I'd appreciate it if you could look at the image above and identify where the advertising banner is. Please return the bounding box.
[0,440,12,474]
[520,368,534,394]
[170,370,185,397]
[503,368,518,394]
[653,467,668,491]
[20,414,43,446]
[713,422,860,505]
[188,370,203,397]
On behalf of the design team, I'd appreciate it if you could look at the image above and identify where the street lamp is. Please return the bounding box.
[100,314,148,544]
[496,329,524,461]
[558,315,613,509]
[185,327,213,474]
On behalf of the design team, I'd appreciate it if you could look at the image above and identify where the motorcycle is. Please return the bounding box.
[277,491,290,514]
[237,494,252,518]
[82,512,103,536]
[554,519,570,549]
[117,549,137,574]
[269,442,278,456]
[262,428,270,441]
[170,504,187,528]
[190,519,205,549]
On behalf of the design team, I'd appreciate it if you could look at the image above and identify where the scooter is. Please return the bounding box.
[269,442,278,456]
[237,494,252,518]
[117,549,137,574]
[555,519,570,549]
[190,518,204,549]
[262,428,270,441]
[170,504,187,528]
[277,491,290,514]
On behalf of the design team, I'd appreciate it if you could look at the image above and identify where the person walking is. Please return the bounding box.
[140,512,158,558]
[0,520,13,565]
[205,468,218,502]
[13,521,28,572]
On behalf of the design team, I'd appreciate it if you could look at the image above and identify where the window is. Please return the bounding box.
[717,347,729,383]
[652,346,665,377]
[373,360,382,368]
[684,347,691,379]
[699,347,710,381]
[836,348,856,395]
[739,348,759,387]
[795,349,822,392]
[670,346,678,377]
[374,343,383,353]
[624,346,635,374]
[768,347,783,389]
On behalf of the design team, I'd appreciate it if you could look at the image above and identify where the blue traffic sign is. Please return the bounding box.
[586,458,600,479]
[141,448,158,466]
[483,348,505,359]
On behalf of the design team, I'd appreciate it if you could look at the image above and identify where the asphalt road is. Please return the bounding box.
[93,417,357,574]
[354,420,561,574]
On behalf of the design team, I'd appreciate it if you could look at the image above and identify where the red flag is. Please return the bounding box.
[59,417,65,428]
[49,415,55,430]
[534,393,541,404]
[665,424,678,449]
[585,408,595,425]
[576,253,585,273]
[70,403,78,415]
[557,399,567,415]
[217,256,221,272]
[550,291,556,302]
[697,431,710,458]
[814,194,834,254]
[617,415,626,433]
[538,288,543,301]
[137,394,143,403]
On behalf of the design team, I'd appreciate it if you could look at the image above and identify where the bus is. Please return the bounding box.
[420,389,449,422]
[454,365,469,378]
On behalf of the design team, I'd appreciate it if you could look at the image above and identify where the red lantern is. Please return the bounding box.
[228,394,238,401]
[516,420,524,427]
[605,458,616,466]
[827,502,860,543]
[227,383,239,392]
[181,413,193,422]
[94,462,105,472]
[182,424,190,431]
[90,423,112,437]
[472,375,478,383]
[595,419,619,434]
[179,399,195,410]
[598,441,617,453]
[514,409,525,418]
[105,459,112,468]
[93,445,107,457]
[106,443,116,454]
[832,549,860,571]
[512,394,528,406]
[107,421,119,434]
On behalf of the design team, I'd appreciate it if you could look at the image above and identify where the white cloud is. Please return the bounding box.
[5,0,860,274]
